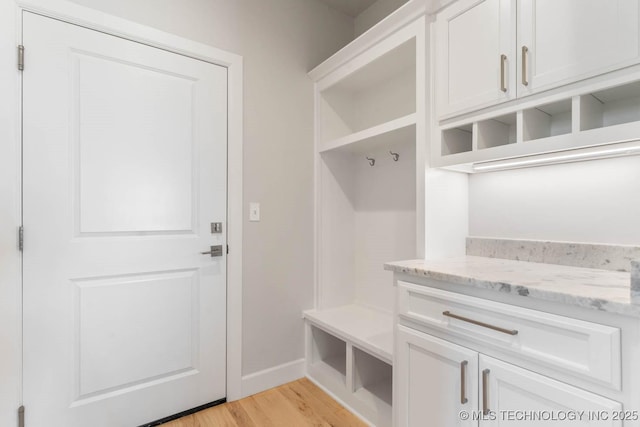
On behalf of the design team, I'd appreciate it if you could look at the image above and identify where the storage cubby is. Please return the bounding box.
[352,347,393,426]
[442,124,472,155]
[477,113,517,149]
[580,81,640,131]
[319,38,416,143]
[523,99,572,141]
[309,326,347,385]
[353,347,393,405]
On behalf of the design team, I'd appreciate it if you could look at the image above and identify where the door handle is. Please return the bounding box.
[522,46,529,86]
[460,360,468,404]
[500,54,507,92]
[482,369,490,415]
[201,245,223,257]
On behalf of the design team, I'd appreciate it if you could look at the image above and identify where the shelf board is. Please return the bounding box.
[304,304,393,363]
[320,113,416,154]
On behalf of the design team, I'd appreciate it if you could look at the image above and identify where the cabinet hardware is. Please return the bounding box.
[366,156,375,166]
[442,311,518,336]
[482,369,490,415]
[522,46,529,86]
[18,45,24,71]
[389,151,399,161]
[460,360,468,404]
[500,54,507,92]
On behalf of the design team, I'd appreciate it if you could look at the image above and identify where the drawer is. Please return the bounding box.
[397,281,621,390]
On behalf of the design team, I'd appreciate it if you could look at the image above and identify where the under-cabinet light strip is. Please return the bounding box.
[472,141,640,172]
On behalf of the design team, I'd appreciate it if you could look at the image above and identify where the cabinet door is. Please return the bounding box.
[479,355,623,427]
[395,326,478,427]
[436,0,516,118]
[518,0,640,96]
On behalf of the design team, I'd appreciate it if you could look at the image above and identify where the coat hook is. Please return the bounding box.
[390,151,400,161]
[366,156,375,166]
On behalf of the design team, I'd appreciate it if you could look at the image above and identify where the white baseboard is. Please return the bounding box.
[240,358,305,398]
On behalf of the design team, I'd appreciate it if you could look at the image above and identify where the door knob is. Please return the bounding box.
[201,245,223,257]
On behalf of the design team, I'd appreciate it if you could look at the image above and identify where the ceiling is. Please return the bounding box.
[317,0,380,17]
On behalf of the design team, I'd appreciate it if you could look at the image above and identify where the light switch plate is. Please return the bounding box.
[249,202,260,222]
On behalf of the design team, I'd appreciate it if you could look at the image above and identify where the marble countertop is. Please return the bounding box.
[385,256,640,317]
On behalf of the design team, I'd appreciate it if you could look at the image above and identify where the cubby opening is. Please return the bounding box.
[353,347,393,407]
[523,99,572,141]
[477,113,517,149]
[310,326,347,384]
[319,38,416,142]
[581,81,640,131]
[442,124,472,155]
[318,137,416,315]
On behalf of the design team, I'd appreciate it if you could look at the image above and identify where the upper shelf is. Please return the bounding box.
[319,113,416,154]
[434,77,640,172]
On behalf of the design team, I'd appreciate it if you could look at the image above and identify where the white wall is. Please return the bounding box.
[469,156,640,245]
[355,0,408,36]
[0,0,353,418]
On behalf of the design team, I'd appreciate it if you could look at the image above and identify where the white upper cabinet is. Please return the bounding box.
[518,0,640,97]
[436,0,517,117]
[437,0,640,119]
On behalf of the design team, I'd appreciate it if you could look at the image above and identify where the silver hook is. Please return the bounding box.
[366,156,375,166]
[390,151,399,161]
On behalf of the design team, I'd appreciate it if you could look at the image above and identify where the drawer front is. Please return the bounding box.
[397,281,621,390]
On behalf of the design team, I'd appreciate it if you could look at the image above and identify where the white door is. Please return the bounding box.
[479,356,622,427]
[395,326,479,427]
[436,0,516,118]
[22,12,228,427]
[518,0,640,96]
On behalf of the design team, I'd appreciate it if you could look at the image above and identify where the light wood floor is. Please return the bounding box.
[162,378,367,427]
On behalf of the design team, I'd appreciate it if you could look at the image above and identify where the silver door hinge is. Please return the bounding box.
[18,405,24,427]
[18,226,24,252]
[18,45,24,71]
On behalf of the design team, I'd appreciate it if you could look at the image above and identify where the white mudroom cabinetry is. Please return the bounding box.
[436,0,640,118]
[304,2,429,425]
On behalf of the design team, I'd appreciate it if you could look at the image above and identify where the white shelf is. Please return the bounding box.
[435,77,640,171]
[319,114,416,154]
[304,304,393,363]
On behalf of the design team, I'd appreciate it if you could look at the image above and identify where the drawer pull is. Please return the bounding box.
[482,369,490,415]
[460,360,468,404]
[442,311,518,336]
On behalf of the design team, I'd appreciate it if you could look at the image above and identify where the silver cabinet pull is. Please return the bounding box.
[522,46,529,86]
[482,369,490,415]
[201,245,223,257]
[500,54,507,92]
[460,360,468,404]
[442,311,518,336]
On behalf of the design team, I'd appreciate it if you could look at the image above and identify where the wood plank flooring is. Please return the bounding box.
[162,378,367,427]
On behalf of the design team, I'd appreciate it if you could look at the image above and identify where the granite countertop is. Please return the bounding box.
[384,256,640,317]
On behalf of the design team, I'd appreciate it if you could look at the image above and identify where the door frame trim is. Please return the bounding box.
[15,0,244,402]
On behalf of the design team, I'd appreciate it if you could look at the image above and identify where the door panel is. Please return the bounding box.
[480,356,622,427]
[436,0,516,117]
[23,12,227,427]
[76,52,196,233]
[519,0,640,95]
[395,326,478,427]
